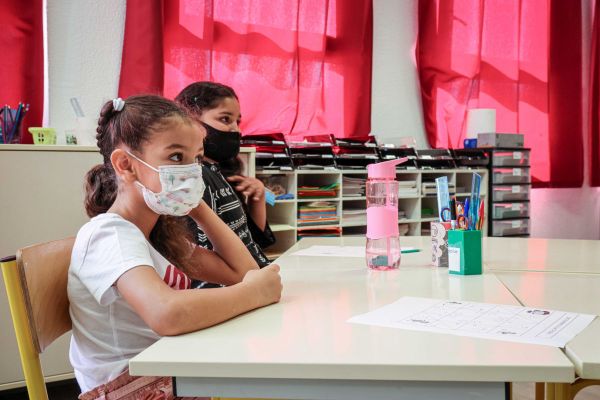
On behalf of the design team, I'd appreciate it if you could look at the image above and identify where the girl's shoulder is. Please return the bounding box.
[71,213,149,270]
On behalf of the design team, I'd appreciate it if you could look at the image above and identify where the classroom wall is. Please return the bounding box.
[372,0,600,240]
[47,0,126,137]
[45,1,599,240]
[371,0,428,148]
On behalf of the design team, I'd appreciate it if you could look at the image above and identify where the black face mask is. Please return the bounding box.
[201,122,241,162]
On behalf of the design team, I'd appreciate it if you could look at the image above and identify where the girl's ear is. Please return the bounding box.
[111,149,138,183]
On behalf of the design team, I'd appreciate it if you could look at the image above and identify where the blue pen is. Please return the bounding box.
[469,173,482,230]
[464,198,470,229]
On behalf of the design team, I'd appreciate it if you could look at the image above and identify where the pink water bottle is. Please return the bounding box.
[366,158,407,270]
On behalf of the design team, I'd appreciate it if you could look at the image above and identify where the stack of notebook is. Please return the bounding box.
[297,201,339,227]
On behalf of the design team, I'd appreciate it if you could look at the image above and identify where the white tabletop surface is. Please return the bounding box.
[494,271,600,379]
[372,236,600,274]
[130,237,574,383]
[483,237,600,274]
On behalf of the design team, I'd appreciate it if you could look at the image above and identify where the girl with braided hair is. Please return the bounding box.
[69,94,282,399]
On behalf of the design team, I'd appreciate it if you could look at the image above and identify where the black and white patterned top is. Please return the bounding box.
[189,162,275,288]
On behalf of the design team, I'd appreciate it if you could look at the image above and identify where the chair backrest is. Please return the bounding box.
[16,237,75,353]
[1,237,75,400]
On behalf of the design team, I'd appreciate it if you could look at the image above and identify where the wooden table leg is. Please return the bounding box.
[535,382,545,400]
[546,383,556,400]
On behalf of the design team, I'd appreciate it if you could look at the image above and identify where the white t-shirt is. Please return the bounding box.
[68,213,192,392]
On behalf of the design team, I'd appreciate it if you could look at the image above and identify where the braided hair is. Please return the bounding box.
[84,95,196,271]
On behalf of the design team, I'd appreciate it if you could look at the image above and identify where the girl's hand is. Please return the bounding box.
[242,264,282,306]
[227,175,265,201]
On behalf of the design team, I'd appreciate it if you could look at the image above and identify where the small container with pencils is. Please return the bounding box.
[0,103,29,144]
[436,173,485,275]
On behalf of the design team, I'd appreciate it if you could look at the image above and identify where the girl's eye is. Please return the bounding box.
[169,153,183,162]
[220,117,230,124]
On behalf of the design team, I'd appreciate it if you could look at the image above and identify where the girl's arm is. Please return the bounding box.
[117,264,282,336]
[186,201,258,284]
[227,175,267,230]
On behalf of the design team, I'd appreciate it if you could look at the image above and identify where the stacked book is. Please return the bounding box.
[297,201,339,227]
[342,176,366,198]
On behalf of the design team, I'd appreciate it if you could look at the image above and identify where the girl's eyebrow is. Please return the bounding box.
[165,143,185,150]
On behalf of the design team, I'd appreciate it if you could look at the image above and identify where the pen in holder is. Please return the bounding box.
[431,221,450,268]
[448,229,482,275]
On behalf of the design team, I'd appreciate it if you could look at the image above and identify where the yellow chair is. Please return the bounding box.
[1,238,74,400]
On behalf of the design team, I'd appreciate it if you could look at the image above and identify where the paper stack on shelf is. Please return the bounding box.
[342,207,367,225]
[422,181,456,196]
[297,182,339,198]
[415,149,456,169]
[297,226,341,238]
[333,136,380,169]
[397,180,418,197]
[288,135,336,169]
[241,133,293,171]
[298,201,339,227]
[377,145,418,169]
[342,176,366,197]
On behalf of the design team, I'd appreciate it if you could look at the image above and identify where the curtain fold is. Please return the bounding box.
[0,0,44,144]
[119,0,372,138]
[590,0,600,186]
[417,0,583,188]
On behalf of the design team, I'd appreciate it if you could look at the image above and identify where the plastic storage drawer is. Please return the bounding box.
[492,219,530,236]
[492,185,530,202]
[492,151,530,167]
[492,167,531,184]
[492,202,530,219]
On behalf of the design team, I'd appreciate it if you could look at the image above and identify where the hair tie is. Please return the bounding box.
[112,98,125,112]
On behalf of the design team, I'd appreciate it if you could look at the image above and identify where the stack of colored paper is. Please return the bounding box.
[297,226,341,238]
[297,183,339,198]
[298,201,339,226]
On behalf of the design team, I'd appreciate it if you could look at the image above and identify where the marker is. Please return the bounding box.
[450,198,457,230]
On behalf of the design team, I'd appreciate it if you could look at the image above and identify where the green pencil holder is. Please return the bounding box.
[447,230,482,275]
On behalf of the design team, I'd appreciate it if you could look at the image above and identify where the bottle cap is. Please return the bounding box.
[367,157,408,179]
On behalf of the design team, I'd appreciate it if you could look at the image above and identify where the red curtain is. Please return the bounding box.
[591,0,600,186]
[0,0,44,144]
[417,0,583,188]
[119,0,372,138]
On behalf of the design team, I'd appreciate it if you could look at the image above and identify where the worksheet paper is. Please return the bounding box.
[290,245,417,257]
[348,297,595,348]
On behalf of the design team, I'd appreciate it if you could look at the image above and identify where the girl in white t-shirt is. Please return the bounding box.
[69,95,282,399]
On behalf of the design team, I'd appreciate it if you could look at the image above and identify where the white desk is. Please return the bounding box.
[483,237,600,274]
[130,237,575,399]
[494,271,600,380]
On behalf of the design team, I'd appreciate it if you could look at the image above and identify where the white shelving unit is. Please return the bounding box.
[257,168,488,258]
